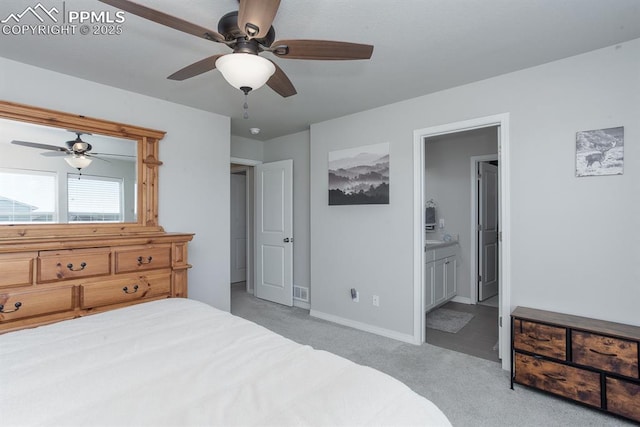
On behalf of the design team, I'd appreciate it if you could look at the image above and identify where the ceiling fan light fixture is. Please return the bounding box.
[216,53,275,92]
[65,154,93,170]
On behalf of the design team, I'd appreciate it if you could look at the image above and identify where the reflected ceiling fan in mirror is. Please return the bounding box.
[11,131,134,172]
[98,0,374,116]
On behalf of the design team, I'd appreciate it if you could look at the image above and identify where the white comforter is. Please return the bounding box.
[0,298,450,426]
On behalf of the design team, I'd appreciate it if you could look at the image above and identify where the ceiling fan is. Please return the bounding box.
[98,0,374,97]
[11,132,133,170]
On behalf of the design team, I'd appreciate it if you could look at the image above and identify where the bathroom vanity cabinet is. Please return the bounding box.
[425,243,458,312]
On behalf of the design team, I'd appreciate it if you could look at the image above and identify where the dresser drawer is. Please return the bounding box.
[115,246,171,274]
[0,253,35,289]
[606,377,640,422]
[513,319,567,360]
[0,286,75,322]
[514,353,601,407]
[572,331,638,378]
[80,273,171,309]
[38,248,111,283]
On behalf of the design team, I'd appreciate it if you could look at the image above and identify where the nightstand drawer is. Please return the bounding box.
[514,353,601,407]
[0,287,75,322]
[513,319,566,360]
[80,273,171,309]
[38,248,111,282]
[0,253,35,289]
[115,246,171,274]
[606,377,640,422]
[572,331,638,378]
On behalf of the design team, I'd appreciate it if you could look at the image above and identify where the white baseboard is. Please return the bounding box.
[452,296,472,304]
[309,309,418,345]
[293,300,310,310]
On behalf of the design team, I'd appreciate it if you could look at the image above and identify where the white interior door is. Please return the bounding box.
[255,159,293,306]
[230,172,247,283]
[478,161,498,301]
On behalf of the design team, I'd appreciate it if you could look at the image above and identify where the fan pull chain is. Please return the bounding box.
[243,92,249,119]
[240,86,252,120]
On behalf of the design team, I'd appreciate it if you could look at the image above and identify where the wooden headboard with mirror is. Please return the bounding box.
[0,100,193,333]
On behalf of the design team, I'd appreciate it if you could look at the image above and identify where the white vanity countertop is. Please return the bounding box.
[425,239,459,249]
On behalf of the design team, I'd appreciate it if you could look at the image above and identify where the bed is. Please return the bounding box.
[0,298,451,426]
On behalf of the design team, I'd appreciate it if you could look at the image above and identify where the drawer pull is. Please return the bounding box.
[66,262,87,271]
[0,301,22,313]
[589,348,618,357]
[527,334,551,342]
[542,373,567,382]
[137,256,153,266]
[122,285,139,294]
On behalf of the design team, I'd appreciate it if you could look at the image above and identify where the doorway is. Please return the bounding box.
[230,170,247,284]
[422,129,500,362]
[229,158,294,307]
[473,156,499,306]
[230,159,258,294]
[413,113,511,370]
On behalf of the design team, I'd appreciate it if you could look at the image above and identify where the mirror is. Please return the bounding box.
[0,118,138,224]
[0,100,165,238]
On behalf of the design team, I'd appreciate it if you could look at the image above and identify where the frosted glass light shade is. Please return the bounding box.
[216,53,276,91]
[65,155,92,169]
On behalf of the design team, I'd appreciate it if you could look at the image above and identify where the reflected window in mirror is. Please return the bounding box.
[0,117,137,224]
[0,169,57,223]
[68,174,124,223]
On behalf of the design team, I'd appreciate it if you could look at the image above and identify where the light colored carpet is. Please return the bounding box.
[230,284,634,427]
[427,307,474,333]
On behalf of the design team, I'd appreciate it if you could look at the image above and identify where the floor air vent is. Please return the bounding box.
[294,286,309,302]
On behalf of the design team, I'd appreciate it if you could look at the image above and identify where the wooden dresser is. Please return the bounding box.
[511,306,640,423]
[0,100,195,334]
[0,232,193,334]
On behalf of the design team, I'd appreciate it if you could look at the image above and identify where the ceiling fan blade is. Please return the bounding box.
[238,0,281,39]
[90,152,136,159]
[168,54,225,81]
[266,61,297,98]
[11,140,69,152]
[271,40,374,60]
[41,151,69,157]
[98,0,225,43]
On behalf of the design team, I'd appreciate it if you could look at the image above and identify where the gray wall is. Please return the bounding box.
[231,135,263,162]
[425,127,498,301]
[310,38,640,339]
[263,130,311,296]
[1,57,232,311]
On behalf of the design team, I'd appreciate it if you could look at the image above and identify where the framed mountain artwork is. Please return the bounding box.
[328,142,389,205]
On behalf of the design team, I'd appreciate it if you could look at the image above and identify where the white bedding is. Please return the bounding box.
[0,298,450,426]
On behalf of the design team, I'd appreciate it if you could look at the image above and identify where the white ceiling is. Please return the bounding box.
[1,0,639,140]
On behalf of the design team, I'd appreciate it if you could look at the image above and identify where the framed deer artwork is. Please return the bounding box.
[575,126,624,177]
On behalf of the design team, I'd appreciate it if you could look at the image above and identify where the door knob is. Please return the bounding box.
[283,237,293,243]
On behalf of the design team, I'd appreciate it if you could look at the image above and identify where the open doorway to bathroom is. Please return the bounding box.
[423,127,501,363]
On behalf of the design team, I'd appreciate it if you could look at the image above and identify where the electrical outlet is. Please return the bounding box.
[439,218,445,229]
[373,295,379,307]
